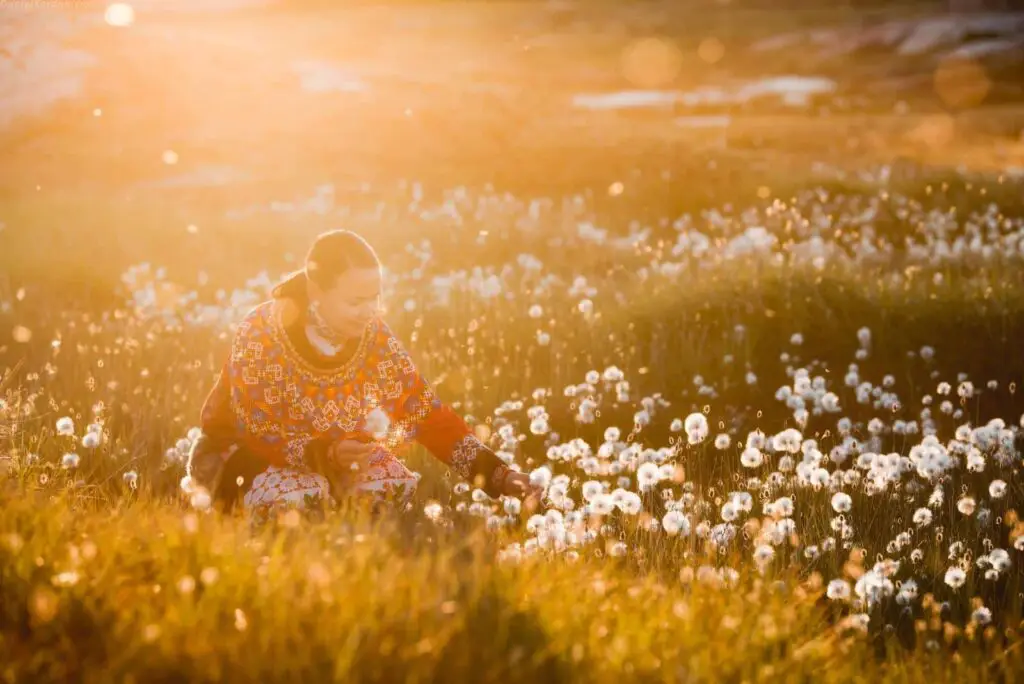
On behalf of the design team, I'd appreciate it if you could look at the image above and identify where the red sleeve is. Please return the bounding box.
[377,363,511,497]
[199,365,237,445]
[371,319,513,497]
[414,404,512,497]
[198,363,296,470]
[220,314,294,469]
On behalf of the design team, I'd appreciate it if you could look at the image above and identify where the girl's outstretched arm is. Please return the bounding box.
[375,320,513,498]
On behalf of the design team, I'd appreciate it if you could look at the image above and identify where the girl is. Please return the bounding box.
[187,229,538,516]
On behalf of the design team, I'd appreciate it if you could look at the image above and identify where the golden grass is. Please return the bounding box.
[1,491,1018,683]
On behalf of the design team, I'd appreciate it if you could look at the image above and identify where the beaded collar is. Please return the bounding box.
[268,299,376,383]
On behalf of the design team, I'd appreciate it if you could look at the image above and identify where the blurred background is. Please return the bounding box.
[2,0,1024,299]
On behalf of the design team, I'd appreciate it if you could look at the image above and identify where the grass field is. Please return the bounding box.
[5,173,1024,680]
[4,1,1024,682]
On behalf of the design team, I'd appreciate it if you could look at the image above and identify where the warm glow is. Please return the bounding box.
[2,3,1024,680]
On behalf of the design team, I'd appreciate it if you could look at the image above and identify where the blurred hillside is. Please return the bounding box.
[1,0,1023,296]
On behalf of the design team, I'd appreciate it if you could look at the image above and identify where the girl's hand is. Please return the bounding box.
[501,470,545,511]
[327,438,376,472]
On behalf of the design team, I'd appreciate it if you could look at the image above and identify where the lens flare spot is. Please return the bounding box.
[934,56,991,109]
[105,3,135,28]
[621,37,682,88]
[697,37,725,65]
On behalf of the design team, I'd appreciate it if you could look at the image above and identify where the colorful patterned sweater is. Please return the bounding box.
[199,299,512,497]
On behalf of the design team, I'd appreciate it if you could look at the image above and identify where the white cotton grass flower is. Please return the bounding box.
[746,430,767,450]
[190,488,212,512]
[720,501,739,523]
[773,497,794,518]
[608,541,628,557]
[896,580,918,605]
[423,502,444,521]
[669,418,683,433]
[364,408,390,439]
[854,568,895,608]
[526,514,546,534]
[590,493,616,516]
[771,428,802,454]
[617,491,643,516]
[661,510,690,536]
[81,431,102,449]
[957,496,976,516]
[857,327,871,347]
[740,447,763,469]
[831,492,853,514]
[56,417,75,436]
[972,607,992,626]
[802,465,828,489]
[581,480,604,502]
[989,480,1008,499]
[730,491,753,513]
[753,544,775,572]
[821,392,840,412]
[944,567,967,589]
[123,470,139,489]
[636,462,661,492]
[913,507,933,527]
[61,452,80,469]
[714,434,731,450]
[529,416,549,435]
[529,466,552,490]
[683,412,709,444]
[603,366,625,383]
[827,579,851,601]
[988,549,1012,573]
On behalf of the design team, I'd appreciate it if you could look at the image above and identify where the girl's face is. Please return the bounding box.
[309,267,383,338]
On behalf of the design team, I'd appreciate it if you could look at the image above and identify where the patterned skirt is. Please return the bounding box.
[242,446,420,514]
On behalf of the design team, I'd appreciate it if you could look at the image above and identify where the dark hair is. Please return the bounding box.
[271,230,380,300]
